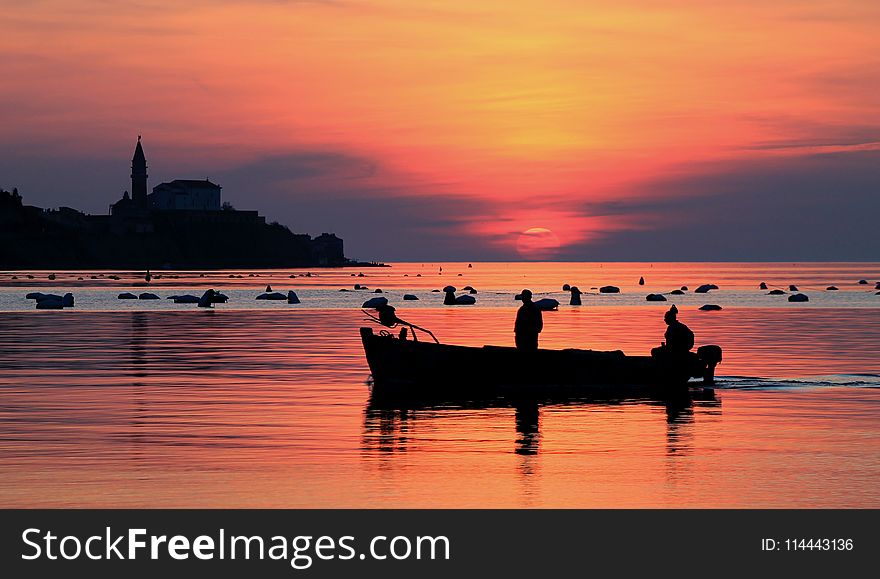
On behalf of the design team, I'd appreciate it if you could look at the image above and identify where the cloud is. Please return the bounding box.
[213,150,496,261]
[557,148,880,261]
[4,139,878,262]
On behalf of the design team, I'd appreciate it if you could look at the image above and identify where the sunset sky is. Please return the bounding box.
[2,0,879,261]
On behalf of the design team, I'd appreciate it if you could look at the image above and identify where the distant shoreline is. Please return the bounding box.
[0,261,389,272]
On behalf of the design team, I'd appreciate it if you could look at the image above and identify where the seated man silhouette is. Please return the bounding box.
[652,305,698,375]
[514,289,543,350]
[663,304,694,353]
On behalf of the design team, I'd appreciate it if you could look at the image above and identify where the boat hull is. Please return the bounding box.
[360,327,718,401]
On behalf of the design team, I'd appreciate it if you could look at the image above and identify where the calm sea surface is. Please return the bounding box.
[1,262,879,507]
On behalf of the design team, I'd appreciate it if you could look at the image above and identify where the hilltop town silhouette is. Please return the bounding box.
[0,137,354,269]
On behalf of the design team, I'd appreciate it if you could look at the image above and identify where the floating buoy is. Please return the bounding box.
[198,290,216,308]
[788,293,809,302]
[759,282,767,290]
[699,304,722,311]
[569,286,582,306]
[562,283,571,292]
[362,296,388,308]
[454,294,476,305]
[826,286,838,291]
[403,294,419,300]
[639,276,645,285]
[534,298,559,311]
[256,292,287,300]
[789,285,799,291]
[173,295,200,304]
[670,289,685,295]
[646,293,666,301]
[599,285,620,294]
[767,289,786,295]
[443,286,457,305]
[858,279,868,285]
[35,293,62,302]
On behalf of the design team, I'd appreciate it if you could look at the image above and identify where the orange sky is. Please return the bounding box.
[2,0,880,259]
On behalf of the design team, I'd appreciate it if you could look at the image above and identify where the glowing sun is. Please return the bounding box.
[516,227,560,260]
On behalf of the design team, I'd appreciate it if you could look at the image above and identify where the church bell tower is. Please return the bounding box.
[131,135,148,208]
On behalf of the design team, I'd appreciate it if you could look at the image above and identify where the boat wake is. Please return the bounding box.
[715,373,880,390]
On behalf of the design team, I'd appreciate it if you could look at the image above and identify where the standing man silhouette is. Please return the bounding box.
[515,289,543,350]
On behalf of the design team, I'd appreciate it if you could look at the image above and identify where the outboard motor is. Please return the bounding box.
[697,345,722,384]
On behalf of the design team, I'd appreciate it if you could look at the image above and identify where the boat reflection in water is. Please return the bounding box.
[362,387,721,459]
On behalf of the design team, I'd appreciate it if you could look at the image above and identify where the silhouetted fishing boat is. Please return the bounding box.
[360,319,722,400]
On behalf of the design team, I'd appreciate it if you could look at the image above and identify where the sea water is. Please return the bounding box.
[1,262,878,507]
